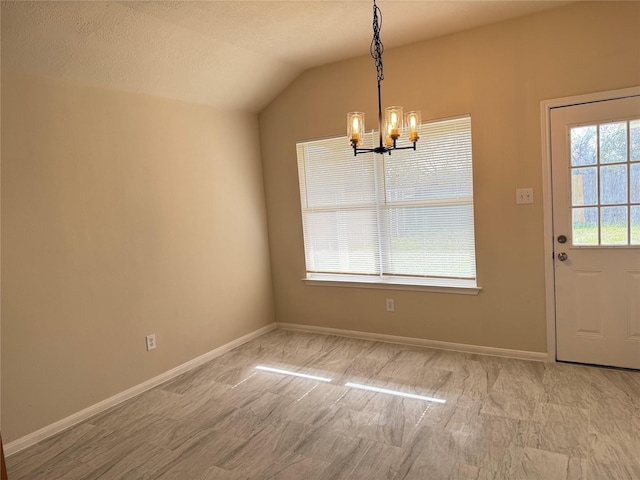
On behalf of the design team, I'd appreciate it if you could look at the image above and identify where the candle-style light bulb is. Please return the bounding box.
[348,112,364,148]
[390,112,399,138]
[385,106,403,140]
[406,111,421,143]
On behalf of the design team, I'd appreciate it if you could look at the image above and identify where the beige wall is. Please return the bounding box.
[1,73,274,442]
[259,2,640,353]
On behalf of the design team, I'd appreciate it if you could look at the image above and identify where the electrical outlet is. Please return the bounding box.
[146,334,156,351]
[516,188,534,204]
[386,298,395,312]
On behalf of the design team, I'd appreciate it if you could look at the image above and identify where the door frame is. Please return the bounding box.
[540,86,640,362]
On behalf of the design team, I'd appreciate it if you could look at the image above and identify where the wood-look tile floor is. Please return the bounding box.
[7,329,640,479]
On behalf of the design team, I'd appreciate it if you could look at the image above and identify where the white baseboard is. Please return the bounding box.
[5,323,276,457]
[275,322,548,362]
[7,321,547,456]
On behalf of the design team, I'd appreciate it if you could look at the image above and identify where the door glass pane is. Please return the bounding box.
[571,126,597,166]
[569,119,638,247]
[631,163,640,204]
[632,206,640,245]
[601,206,628,245]
[631,119,640,162]
[572,167,597,206]
[600,165,628,204]
[600,122,627,164]
[572,207,598,245]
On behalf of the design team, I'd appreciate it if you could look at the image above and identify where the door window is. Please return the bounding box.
[570,119,640,245]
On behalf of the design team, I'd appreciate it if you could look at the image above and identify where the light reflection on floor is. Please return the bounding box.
[254,365,447,403]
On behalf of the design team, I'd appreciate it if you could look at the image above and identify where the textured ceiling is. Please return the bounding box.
[1,1,570,112]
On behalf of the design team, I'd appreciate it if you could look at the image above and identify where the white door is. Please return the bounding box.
[551,95,640,369]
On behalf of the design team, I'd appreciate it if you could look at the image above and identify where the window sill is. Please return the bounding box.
[302,274,481,295]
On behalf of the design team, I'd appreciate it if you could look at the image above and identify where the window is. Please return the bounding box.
[570,118,640,246]
[296,115,478,293]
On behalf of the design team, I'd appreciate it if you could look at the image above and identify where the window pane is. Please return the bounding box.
[570,126,597,166]
[571,167,597,206]
[302,209,379,274]
[303,151,376,209]
[600,122,627,164]
[600,164,628,205]
[631,163,640,204]
[632,206,640,245]
[631,119,640,162]
[572,207,598,245]
[601,206,628,245]
[382,204,476,278]
[385,118,472,203]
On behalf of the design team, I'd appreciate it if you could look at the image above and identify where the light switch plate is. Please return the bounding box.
[516,188,534,204]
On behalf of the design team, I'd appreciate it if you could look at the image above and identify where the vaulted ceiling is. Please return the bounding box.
[1,1,570,112]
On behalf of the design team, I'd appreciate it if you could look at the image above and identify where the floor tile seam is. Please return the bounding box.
[464,446,529,477]
[520,439,590,464]
[525,427,591,457]
[534,400,590,418]
[489,374,546,391]
[586,397,594,467]
[5,461,41,480]
[74,453,129,478]
[585,432,640,471]
[291,427,369,466]
[30,437,107,473]
[466,410,534,441]
[14,461,82,480]
[589,426,640,449]
[326,437,385,479]
[70,441,143,471]
[478,403,537,424]
[4,448,52,470]
[586,416,639,443]
[484,387,544,407]
[254,454,330,480]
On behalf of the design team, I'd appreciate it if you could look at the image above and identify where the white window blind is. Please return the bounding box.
[297,116,477,288]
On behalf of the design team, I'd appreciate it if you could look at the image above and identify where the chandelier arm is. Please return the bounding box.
[390,144,418,151]
[352,142,417,157]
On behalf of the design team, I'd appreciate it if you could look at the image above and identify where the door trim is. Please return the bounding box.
[540,86,640,363]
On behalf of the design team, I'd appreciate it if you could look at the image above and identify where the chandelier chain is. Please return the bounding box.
[348,0,419,156]
[370,0,384,83]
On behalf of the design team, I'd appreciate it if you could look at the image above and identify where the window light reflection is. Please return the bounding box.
[255,366,332,382]
[344,382,446,403]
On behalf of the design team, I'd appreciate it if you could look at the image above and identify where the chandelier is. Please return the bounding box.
[348,0,421,156]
